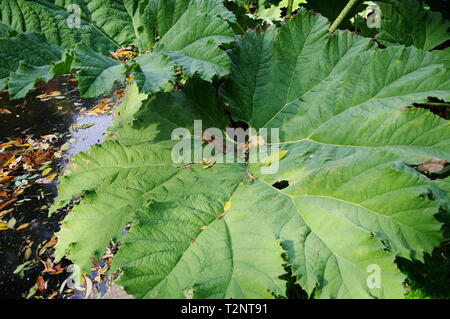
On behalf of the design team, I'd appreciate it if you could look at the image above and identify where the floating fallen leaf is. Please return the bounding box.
[42,168,52,176]
[0,197,18,211]
[36,275,46,292]
[12,188,25,196]
[84,276,93,299]
[82,103,111,116]
[7,217,16,229]
[41,261,54,274]
[48,291,58,299]
[0,222,8,230]
[16,223,29,231]
[50,263,65,275]
[0,108,12,114]
[0,175,14,183]
[24,247,32,260]
[36,173,58,184]
[0,139,22,149]
[46,173,58,181]
[3,155,16,167]
[36,91,62,100]
[115,90,125,100]
[0,209,13,218]
[264,150,289,167]
[26,284,38,299]
[43,236,58,248]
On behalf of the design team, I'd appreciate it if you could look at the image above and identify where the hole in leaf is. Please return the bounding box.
[411,97,450,119]
[272,180,289,190]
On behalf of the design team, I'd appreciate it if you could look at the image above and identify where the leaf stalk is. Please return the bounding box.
[328,0,360,33]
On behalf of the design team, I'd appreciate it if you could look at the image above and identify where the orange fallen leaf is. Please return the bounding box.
[36,91,62,99]
[51,263,66,275]
[41,261,54,274]
[43,237,58,248]
[12,188,25,196]
[3,155,16,167]
[0,197,17,211]
[0,139,22,149]
[36,275,46,292]
[0,175,13,183]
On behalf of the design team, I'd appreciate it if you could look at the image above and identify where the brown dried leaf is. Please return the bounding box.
[36,275,46,292]
[418,158,447,173]
[0,197,17,211]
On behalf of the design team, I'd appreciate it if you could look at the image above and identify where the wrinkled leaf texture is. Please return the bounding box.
[52,9,450,299]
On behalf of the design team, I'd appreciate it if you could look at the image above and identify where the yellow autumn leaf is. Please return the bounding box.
[16,223,29,231]
[36,91,61,99]
[46,173,58,181]
[3,156,16,167]
[42,168,52,176]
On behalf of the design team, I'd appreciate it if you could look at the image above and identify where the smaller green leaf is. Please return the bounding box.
[74,47,127,98]
[367,0,450,51]
[51,50,75,76]
[433,48,450,68]
[8,63,53,100]
[133,52,175,94]
[159,6,235,81]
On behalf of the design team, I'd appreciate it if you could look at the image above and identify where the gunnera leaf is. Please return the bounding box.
[354,0,450,51]
[0,0,236,98]
[0,33,71,98]
[53,9,450,298]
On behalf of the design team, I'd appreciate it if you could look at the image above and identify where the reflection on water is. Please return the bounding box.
[0,77,115,298]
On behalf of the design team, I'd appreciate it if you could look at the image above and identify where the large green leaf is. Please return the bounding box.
[0,0,236,98]
[0,0,118,52]
[433,48,450,68]
[73,46,127,97]
[124,0,236,50]
[52,9,450,298]
[0,33,70,98]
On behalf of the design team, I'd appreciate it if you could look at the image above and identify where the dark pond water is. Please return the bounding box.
[0,77,114,299]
